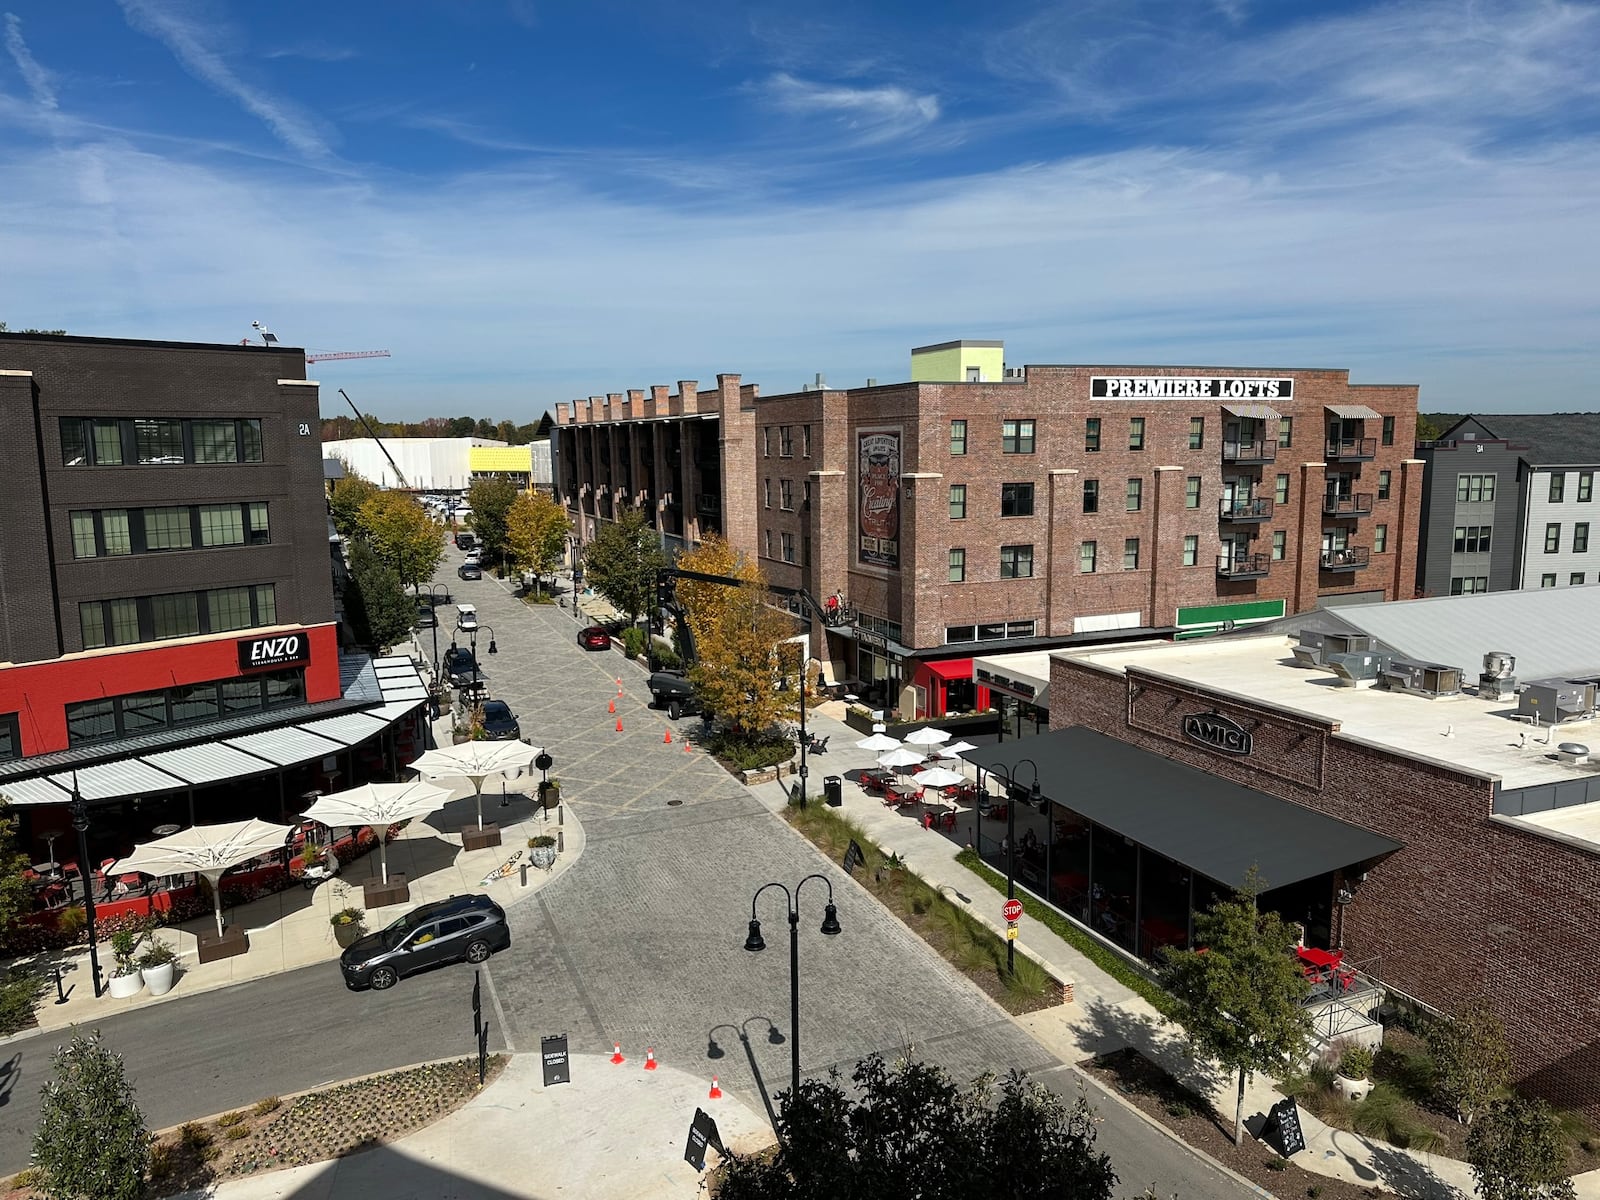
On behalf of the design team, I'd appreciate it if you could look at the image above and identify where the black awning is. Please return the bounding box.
[962,727,1402,891]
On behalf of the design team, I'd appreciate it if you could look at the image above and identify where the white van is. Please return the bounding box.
[456,604,479,632]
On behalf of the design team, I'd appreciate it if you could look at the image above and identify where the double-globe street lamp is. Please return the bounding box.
[69,779,105,998]
[989,757,1041,974]
[420,583,451,679]
[744,875,841,1102]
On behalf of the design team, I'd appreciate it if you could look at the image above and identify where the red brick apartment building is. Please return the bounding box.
[554,342,1422,719]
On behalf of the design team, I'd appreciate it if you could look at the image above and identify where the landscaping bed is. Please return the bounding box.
[784,803,1059,1015]
[1,1055,505,1200]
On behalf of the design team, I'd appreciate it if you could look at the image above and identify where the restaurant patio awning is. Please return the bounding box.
[1221,403,1281,420]
[962,726,1402,891]
[1326,403,1382,419]
[141,742,278,786]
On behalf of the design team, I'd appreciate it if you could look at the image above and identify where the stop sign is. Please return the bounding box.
[1003,898,1023,923]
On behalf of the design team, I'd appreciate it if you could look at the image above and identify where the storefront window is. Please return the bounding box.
[66,698,117,746]
[1090,825,1138,951]
[1048,808,1091,921]
[264,669,306,708]
[121,690,170,734]
[1137,847,1192,958]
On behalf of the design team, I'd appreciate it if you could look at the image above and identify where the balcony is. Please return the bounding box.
[696,494,722,516]
[1320,545,1370,572]
[1325,437,1377,461]
[1219,496,1274,522]
[1322,493,1373,517]
[1217,553,1271,579]
[1222,439,1277,465]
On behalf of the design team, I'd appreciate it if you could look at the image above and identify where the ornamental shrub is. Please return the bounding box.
[32,1031,151,1200]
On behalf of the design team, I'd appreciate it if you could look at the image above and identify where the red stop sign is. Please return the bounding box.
[1003,899,1023,923]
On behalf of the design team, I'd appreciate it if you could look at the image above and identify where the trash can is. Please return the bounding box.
[824,775,843,807]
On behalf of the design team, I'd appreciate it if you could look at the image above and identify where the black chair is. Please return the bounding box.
[812,735,829,755]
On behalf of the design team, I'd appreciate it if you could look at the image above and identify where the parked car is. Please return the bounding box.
[415,604,438,630]
[458,562,482,580]
[456,603,479,632]
[455,532,477,551]
[480,700,521,740]
[648,671,702,720]
[464,548,482,566]
[339,894,511,990]
[443,647,482,687]
[578,625,612,651]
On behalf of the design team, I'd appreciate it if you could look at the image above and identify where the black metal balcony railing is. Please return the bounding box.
[1217,553,1271,579]
[1325,437,1377,460]
[1322,493,1374,516]
[1320,545,1370,571]
[1222,439,1277,464]
[1219,496,1274,522]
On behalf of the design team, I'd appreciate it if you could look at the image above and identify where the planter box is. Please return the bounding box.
[107,971,143,999]
[141,961,176,997]
[196,925,249,964]
[461,824,502,851]
[333,921,364,948]
[363,874,410,909]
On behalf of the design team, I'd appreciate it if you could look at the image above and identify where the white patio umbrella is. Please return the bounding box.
[876,747,927,770]
[109,818,295,938]
[937,739,978,758]
[903,726,952,747]
[913,765,966,790]
[409,740,543,831]
[301,781,455,884]
[856,733,902,752]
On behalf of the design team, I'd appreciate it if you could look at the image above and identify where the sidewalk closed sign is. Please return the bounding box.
[683,1107,725,1171]
[842,840,865,876]
[541,1034,570,1086]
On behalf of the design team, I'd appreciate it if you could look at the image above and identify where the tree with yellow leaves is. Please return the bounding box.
[358,491,446,592]
[505,490,571,595]
[676,535,799,739]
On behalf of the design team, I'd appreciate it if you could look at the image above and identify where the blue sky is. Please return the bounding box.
[2,1,1597,418]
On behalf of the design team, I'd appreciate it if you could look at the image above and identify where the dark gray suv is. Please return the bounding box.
[339,894,510,990]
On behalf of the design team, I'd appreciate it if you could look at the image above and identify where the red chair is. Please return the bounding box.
[940,811,957,832]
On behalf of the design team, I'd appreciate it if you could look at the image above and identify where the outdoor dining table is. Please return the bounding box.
[32,861,59,879]
[887,781,922,804]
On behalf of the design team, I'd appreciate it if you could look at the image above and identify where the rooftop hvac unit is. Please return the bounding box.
[1294,630,1377,668]
[1326,651,1390,687]
[1518,680,1597,725]
[1478,650,1518,701]
[1381,660,1463,698]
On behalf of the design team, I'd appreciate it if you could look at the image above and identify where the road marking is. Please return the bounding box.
[481,960,516,1053]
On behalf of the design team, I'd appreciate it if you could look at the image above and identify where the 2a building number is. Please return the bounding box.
[298,422,311,436]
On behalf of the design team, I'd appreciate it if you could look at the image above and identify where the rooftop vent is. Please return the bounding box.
[801,372,828,392]
[1381,660,1463,698]
[1518,680,1597,725]
[1326,651,1390,687]
[1294,630,1376,669]
[1557,742,1591,765]
[1479,650,1518,701]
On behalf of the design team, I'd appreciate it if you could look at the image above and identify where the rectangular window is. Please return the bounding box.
[79,603,105,650]
[1084,418,1100,452]
[1574,573,1587,587]
[945,625,976,644]
[762,428,771,457]
[1278,417,1293,448]
[763,478,771,508]
[780,479,793,510]
[1082,479,1098,514]
[143,506,193,551]
[199,504,245,547]
[802,425,811,459]
[150,591,199,640]
[1001,419,1036,454]
[1582,473,1594,503]
[192,420,238,464]
[1542,573,1557,588]
[264,668,304,708]
[1185,476,1201,509]
[764,530,772,558]
[207,586,254,633]
[1378,470,1392,501]
[1125,477,1142,512]
[1129,417,1145,450]
[1188,418,1205,450]
[1182,535,1198,566]
[781,532,796,563]
[779,426,794,457]
[1375,523,1389,553]
[171,683,220,725]
[1275,474,1290,505]
[0,714,17,763]
[1450,576,1489,595]
[1079,541,1097,573]
[221,677,263,714]
[949,484,967,519]
[1457,473,1496,503]
[60,418,88,466]
[120,690,170,735]
[66,698,117,746]
[106,597,140,646]
[1546,523,1562,553]
[948,548,966,582]
[134,419,184,464]
[949,420,967,455]
[1576,523,1591,553]
[1382,415,1395,446]
[92,420,124,465]
[240,419,263,462]
[253,583,276,625]
[1550,473,1566,503]
[1453,525,1492,554]
[999,544,1034,578]
[71,511,97,559]
[1000,482,1035,517]
[1272,530,1286,561]
[1123,537,1140,570]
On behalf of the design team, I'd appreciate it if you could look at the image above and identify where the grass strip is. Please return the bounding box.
[954,848,1174,1016]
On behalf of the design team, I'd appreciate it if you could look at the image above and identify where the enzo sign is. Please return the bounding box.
[1182,711,1254,756]
[237,631,311,671]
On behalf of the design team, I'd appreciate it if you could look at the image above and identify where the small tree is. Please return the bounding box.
[33,1030,151,1200]
[0,798,37,937]
[327,470,380,538]
[1467,1094,1576,1200]
[358,491,446,592]
[466,477,519,567]
[344,540,414,651]
[581,508,665,624]
[1157,878,1312,1145]
[504,490,571,592]
[1427,998,1512,1125]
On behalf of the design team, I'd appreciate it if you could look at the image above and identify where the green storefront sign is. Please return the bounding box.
[1174,598,1285,640]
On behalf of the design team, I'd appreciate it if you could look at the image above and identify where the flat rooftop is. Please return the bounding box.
[1061,634,1600,793]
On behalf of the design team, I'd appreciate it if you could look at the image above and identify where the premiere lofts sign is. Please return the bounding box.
[1182,710,1254,756]
[1091,376,1294,400]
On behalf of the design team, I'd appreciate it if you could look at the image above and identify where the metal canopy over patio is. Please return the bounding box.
[298,712,389,747]
[223,726,346,768]
[963,726,1403,890]
[141,742,278,786]
[67,759,189,801]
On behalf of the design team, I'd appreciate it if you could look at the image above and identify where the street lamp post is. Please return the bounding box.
[744,874,841,1102]
[422,583,450,677]
[782,645,810,807]
[68,779,104,998]
[990,758,1041,974]
[467,624,498,691]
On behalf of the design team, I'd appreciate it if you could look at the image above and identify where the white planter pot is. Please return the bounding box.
[528,845,557,870]
[107,971,143,999]
[1333,1074,1370,1103]
[141,962,175,997]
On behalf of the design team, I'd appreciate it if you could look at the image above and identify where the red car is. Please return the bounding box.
[578,625,612,651]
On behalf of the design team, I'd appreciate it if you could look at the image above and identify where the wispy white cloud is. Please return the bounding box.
[758,72,940,144]
[262,42,358,63]
[4,13,57,109]
[115,0,335,160]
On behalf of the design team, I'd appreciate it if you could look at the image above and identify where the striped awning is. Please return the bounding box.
[1326,404,1381,419]
[1222,403,1281,420]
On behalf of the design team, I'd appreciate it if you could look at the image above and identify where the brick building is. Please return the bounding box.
[556,343,1422,720]
[962,587,1600,1114]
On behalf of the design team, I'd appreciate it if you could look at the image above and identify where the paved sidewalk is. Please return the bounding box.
[176,1052,773,1200]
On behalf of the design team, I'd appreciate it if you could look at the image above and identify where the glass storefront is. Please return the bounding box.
[995,694,1048,740]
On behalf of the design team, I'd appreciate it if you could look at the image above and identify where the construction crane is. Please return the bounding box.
[240,321,390,364]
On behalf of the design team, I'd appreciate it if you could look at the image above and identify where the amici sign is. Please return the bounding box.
[1182,711,1254,756]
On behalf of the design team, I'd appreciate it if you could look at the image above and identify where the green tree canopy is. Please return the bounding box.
[466,477,519,565]
[33,1031,151,1200]
[343,540,415,651]
[1467,1094,1576,1200]
[328,470,380,538]
[1426,998,1512,1125]
[1156,877,1312,1145]
[581,508,665,623]
[716,1054,1115,1200]
[0,801,35,938]
[505,490,571,590]
[358,491,445,591]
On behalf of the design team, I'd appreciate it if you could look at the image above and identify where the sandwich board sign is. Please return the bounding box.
[683,1107,725,1171]
[541,1034,570,1086]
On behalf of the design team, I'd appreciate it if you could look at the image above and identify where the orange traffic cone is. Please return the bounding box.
[709,1076,722,1100]
[611,1042,625,1065]
[616,677,623,694]
[608,698,616,714]
[663,728,672,744]
[644,1047,658,1071]
[683,738,692,753]
[616,717,624,732]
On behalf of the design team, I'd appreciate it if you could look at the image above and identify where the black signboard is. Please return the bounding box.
[541,1033,570,1086]
[1090,375,1294,400]
[237,630,311,671]
[1182,710,1254,757]
[1262,1096,1306,1157]
[842,839,865,876]
[683,1107,725,1172]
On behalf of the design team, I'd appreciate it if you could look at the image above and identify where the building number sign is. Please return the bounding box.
[298,422,312,436]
